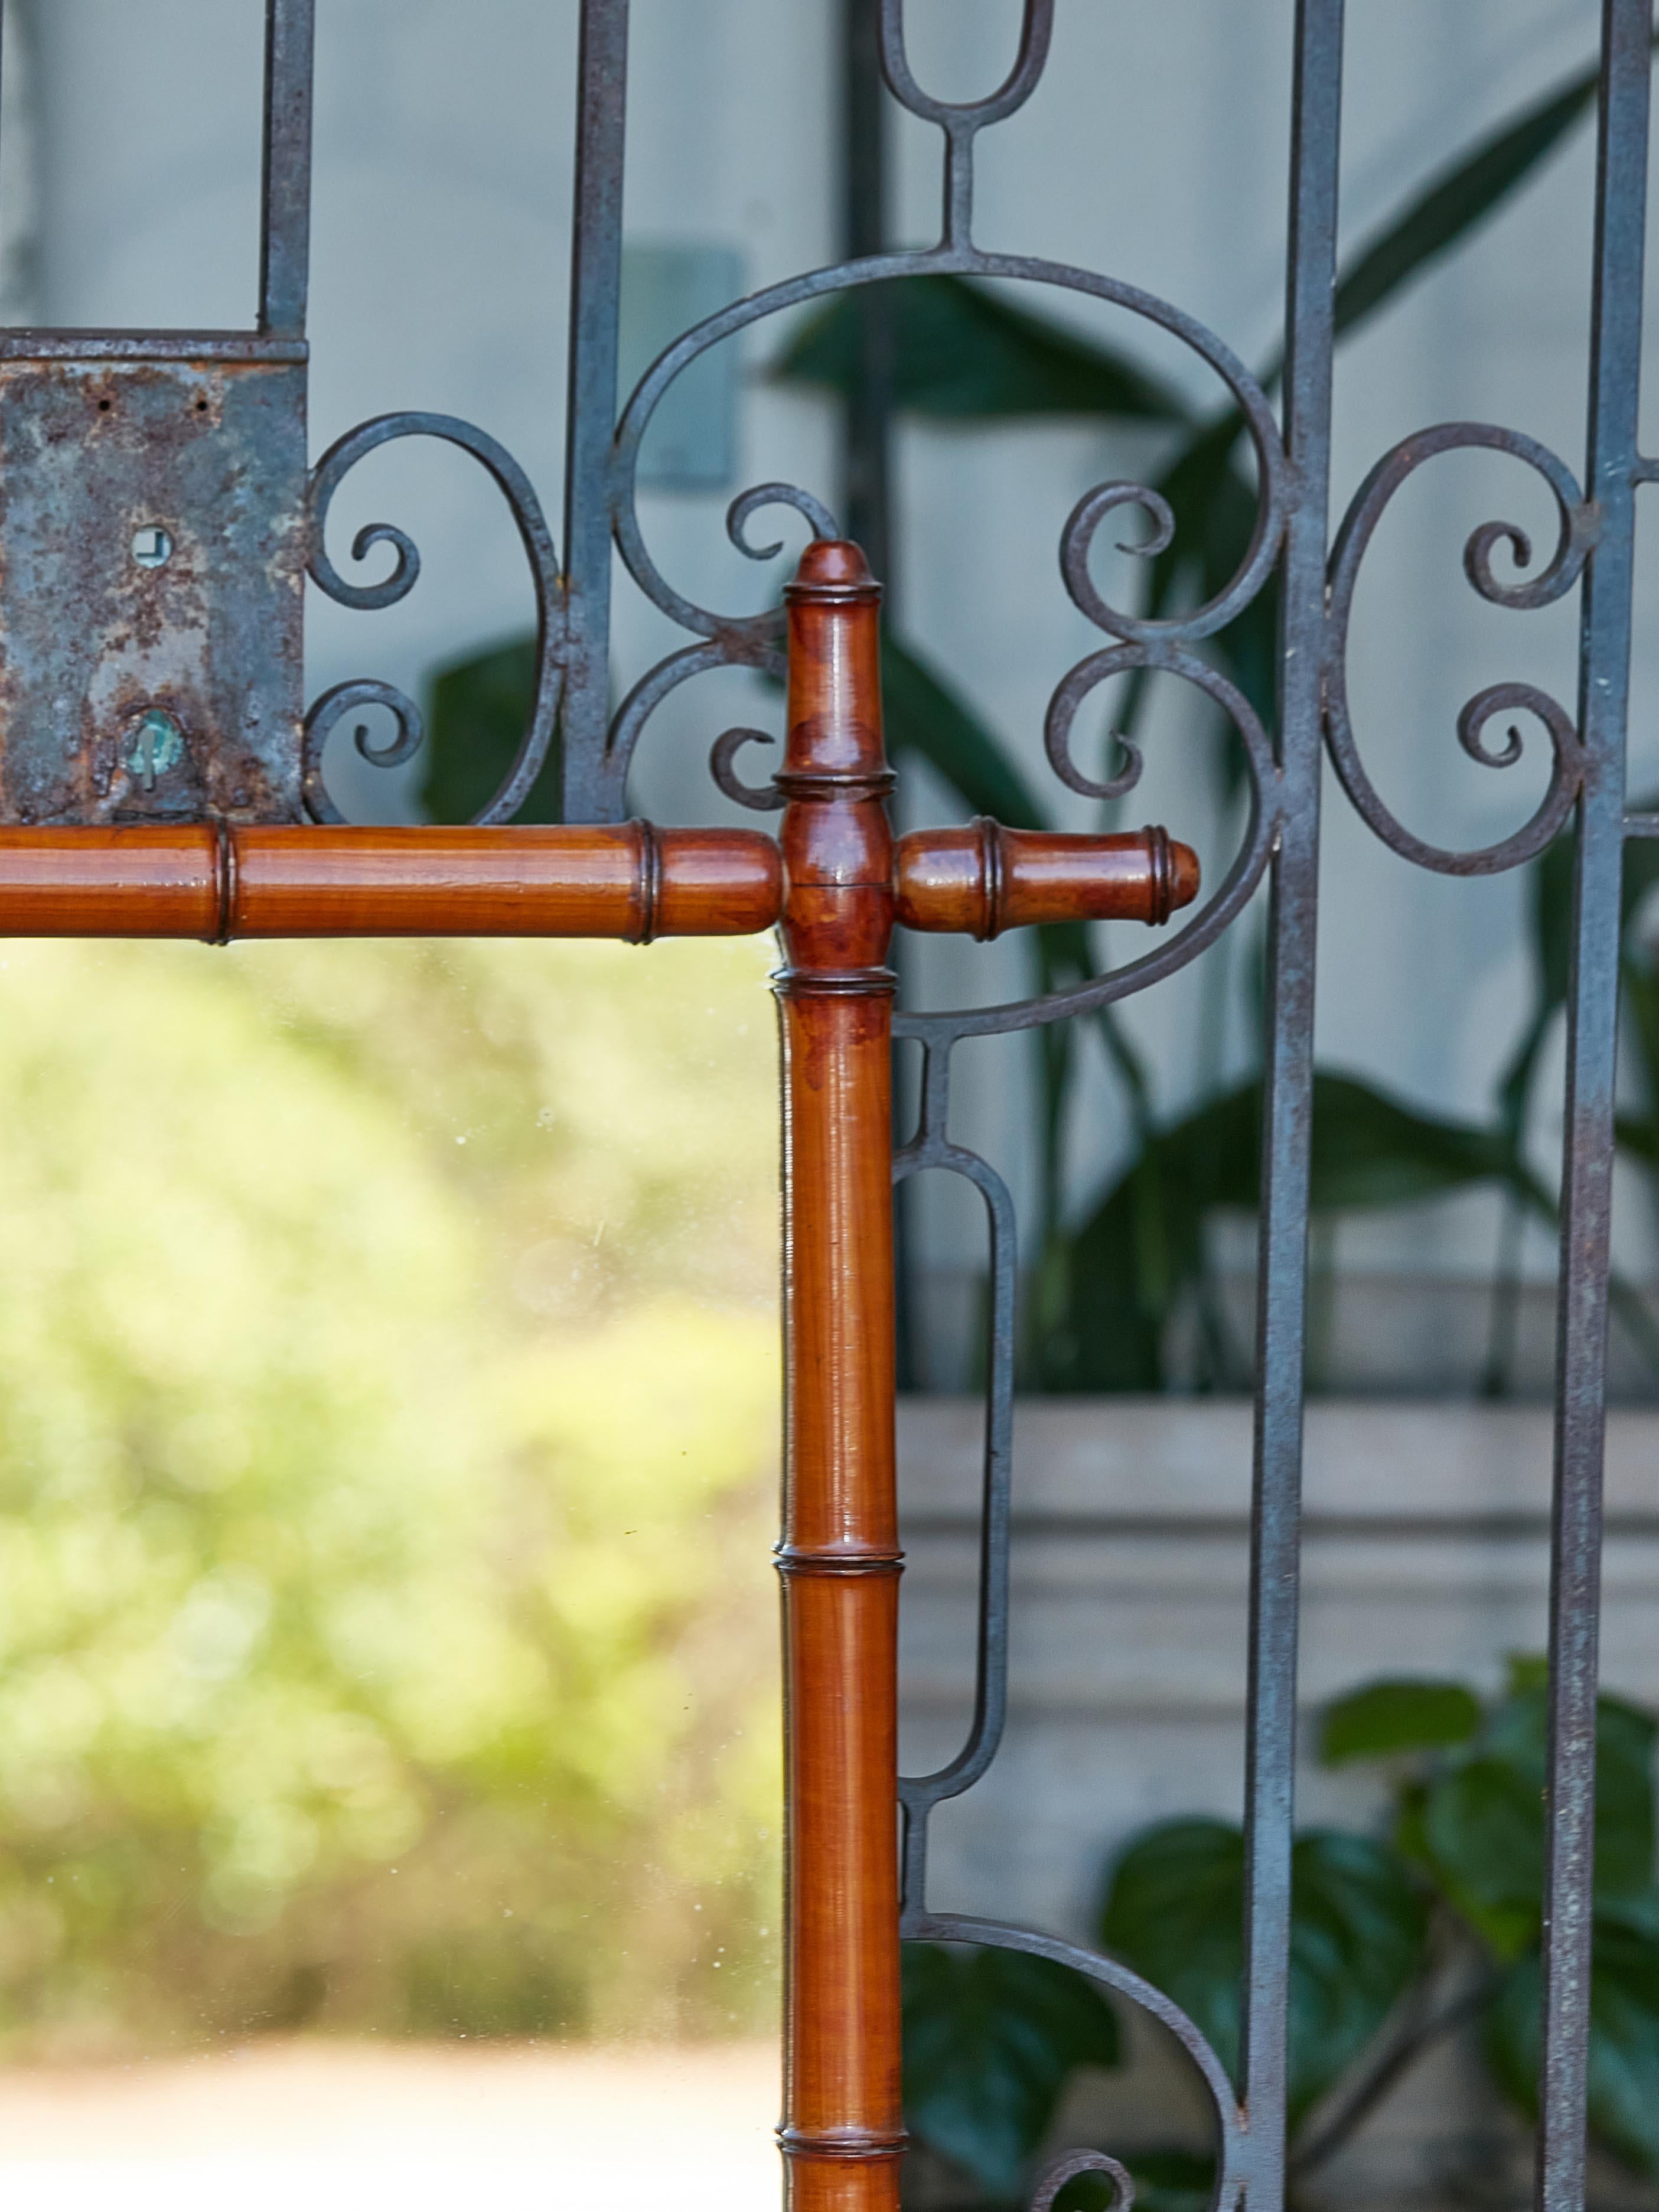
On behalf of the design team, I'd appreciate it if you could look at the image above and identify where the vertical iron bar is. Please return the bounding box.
[841,0,917,1390]
[840,0,894,598]
[1539,7,1649,2206]
[562,0,630,826]
[1240,3,1343,2201]
[259,0,315,337]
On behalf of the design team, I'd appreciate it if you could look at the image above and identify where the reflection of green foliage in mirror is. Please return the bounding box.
[421,636,561,826]
[0,934,778,2054]
[1485,1899,1659,2177]
[775,276,1192,425]
[1037,1071,1556,1392]
[901,1666,1659,2198]
[1321,1678,1484,1765]
[1391,1659,1656,1961]
[1097,1820,1429,2128]
[901,1941,1119,2203]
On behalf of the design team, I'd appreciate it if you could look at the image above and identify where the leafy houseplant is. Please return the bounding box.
[901,1665,1659,2210]
[418,38,1659,1395]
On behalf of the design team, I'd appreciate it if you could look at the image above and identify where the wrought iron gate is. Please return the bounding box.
[0,4,1649,2210]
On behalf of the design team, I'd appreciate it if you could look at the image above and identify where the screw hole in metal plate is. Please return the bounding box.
[124,708,185,791]
[131,526,173,569]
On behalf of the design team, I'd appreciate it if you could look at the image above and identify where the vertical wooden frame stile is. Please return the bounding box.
[774,543,906,2212]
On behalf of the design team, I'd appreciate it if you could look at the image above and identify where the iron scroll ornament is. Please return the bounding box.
[302,412,565,826]
[601,101,1290,1040]
[1324,421,1598,877]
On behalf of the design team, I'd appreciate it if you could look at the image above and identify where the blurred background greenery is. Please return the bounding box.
[0,931,782,2059]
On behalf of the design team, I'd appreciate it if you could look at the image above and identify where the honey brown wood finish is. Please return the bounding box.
[0,825,782,940]
[774,540,905,2212]
[896,820,1200,937]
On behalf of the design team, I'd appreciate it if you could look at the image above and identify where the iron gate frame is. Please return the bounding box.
[0,4,1646,2210]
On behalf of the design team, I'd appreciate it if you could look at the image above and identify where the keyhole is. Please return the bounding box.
[132,525,173,570]
[125,708,185,791]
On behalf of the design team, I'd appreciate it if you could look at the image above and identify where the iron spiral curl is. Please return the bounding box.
[904,1911,1246,2212]
[304,412,564,825]
[301,679,425,825]
[709,727,786,812]
[885,646,1281,1048]
[1324,421,1596,875]
[1029,2151,1135,2212]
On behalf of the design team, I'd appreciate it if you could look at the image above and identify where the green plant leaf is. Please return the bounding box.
[884,634,1055,830]
[1329,58,1608,346]
[1321,1679,1484,1766]
[1044,1071,1536,1391]
[1284,1832,1433,2122]
[1120,2151,1216,2212]
[1408,1755,1548,1962]
[901,1940,1120,2200]
[1485,1669,1657,1903]
[1399,1675,1656,1960]
[1486,1902,1659,2178]
[420,634,561,826]
[773,275,1192,423]
[1307,1073,1524,1210]
[1616,1107,1659,1166]
[1510,798,1659,1126]
[1060,2149,1217,2212]
[1099,1821,1247,2082]
[1097,1819,1427,2128]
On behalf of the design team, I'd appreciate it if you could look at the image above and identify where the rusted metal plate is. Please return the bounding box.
[0,351,306,823]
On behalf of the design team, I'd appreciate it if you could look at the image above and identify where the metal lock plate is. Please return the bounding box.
[0,348,307,823]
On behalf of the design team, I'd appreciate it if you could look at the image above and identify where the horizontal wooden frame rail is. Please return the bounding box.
[0,815,1192,947]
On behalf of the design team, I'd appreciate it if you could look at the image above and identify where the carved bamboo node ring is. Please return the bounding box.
[774,767,899,803]
[211,817,239,947]
[624,816,662,944]
[773,967,899,1000]
[774,1545,906,1578]
[776,2127,911,2164]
